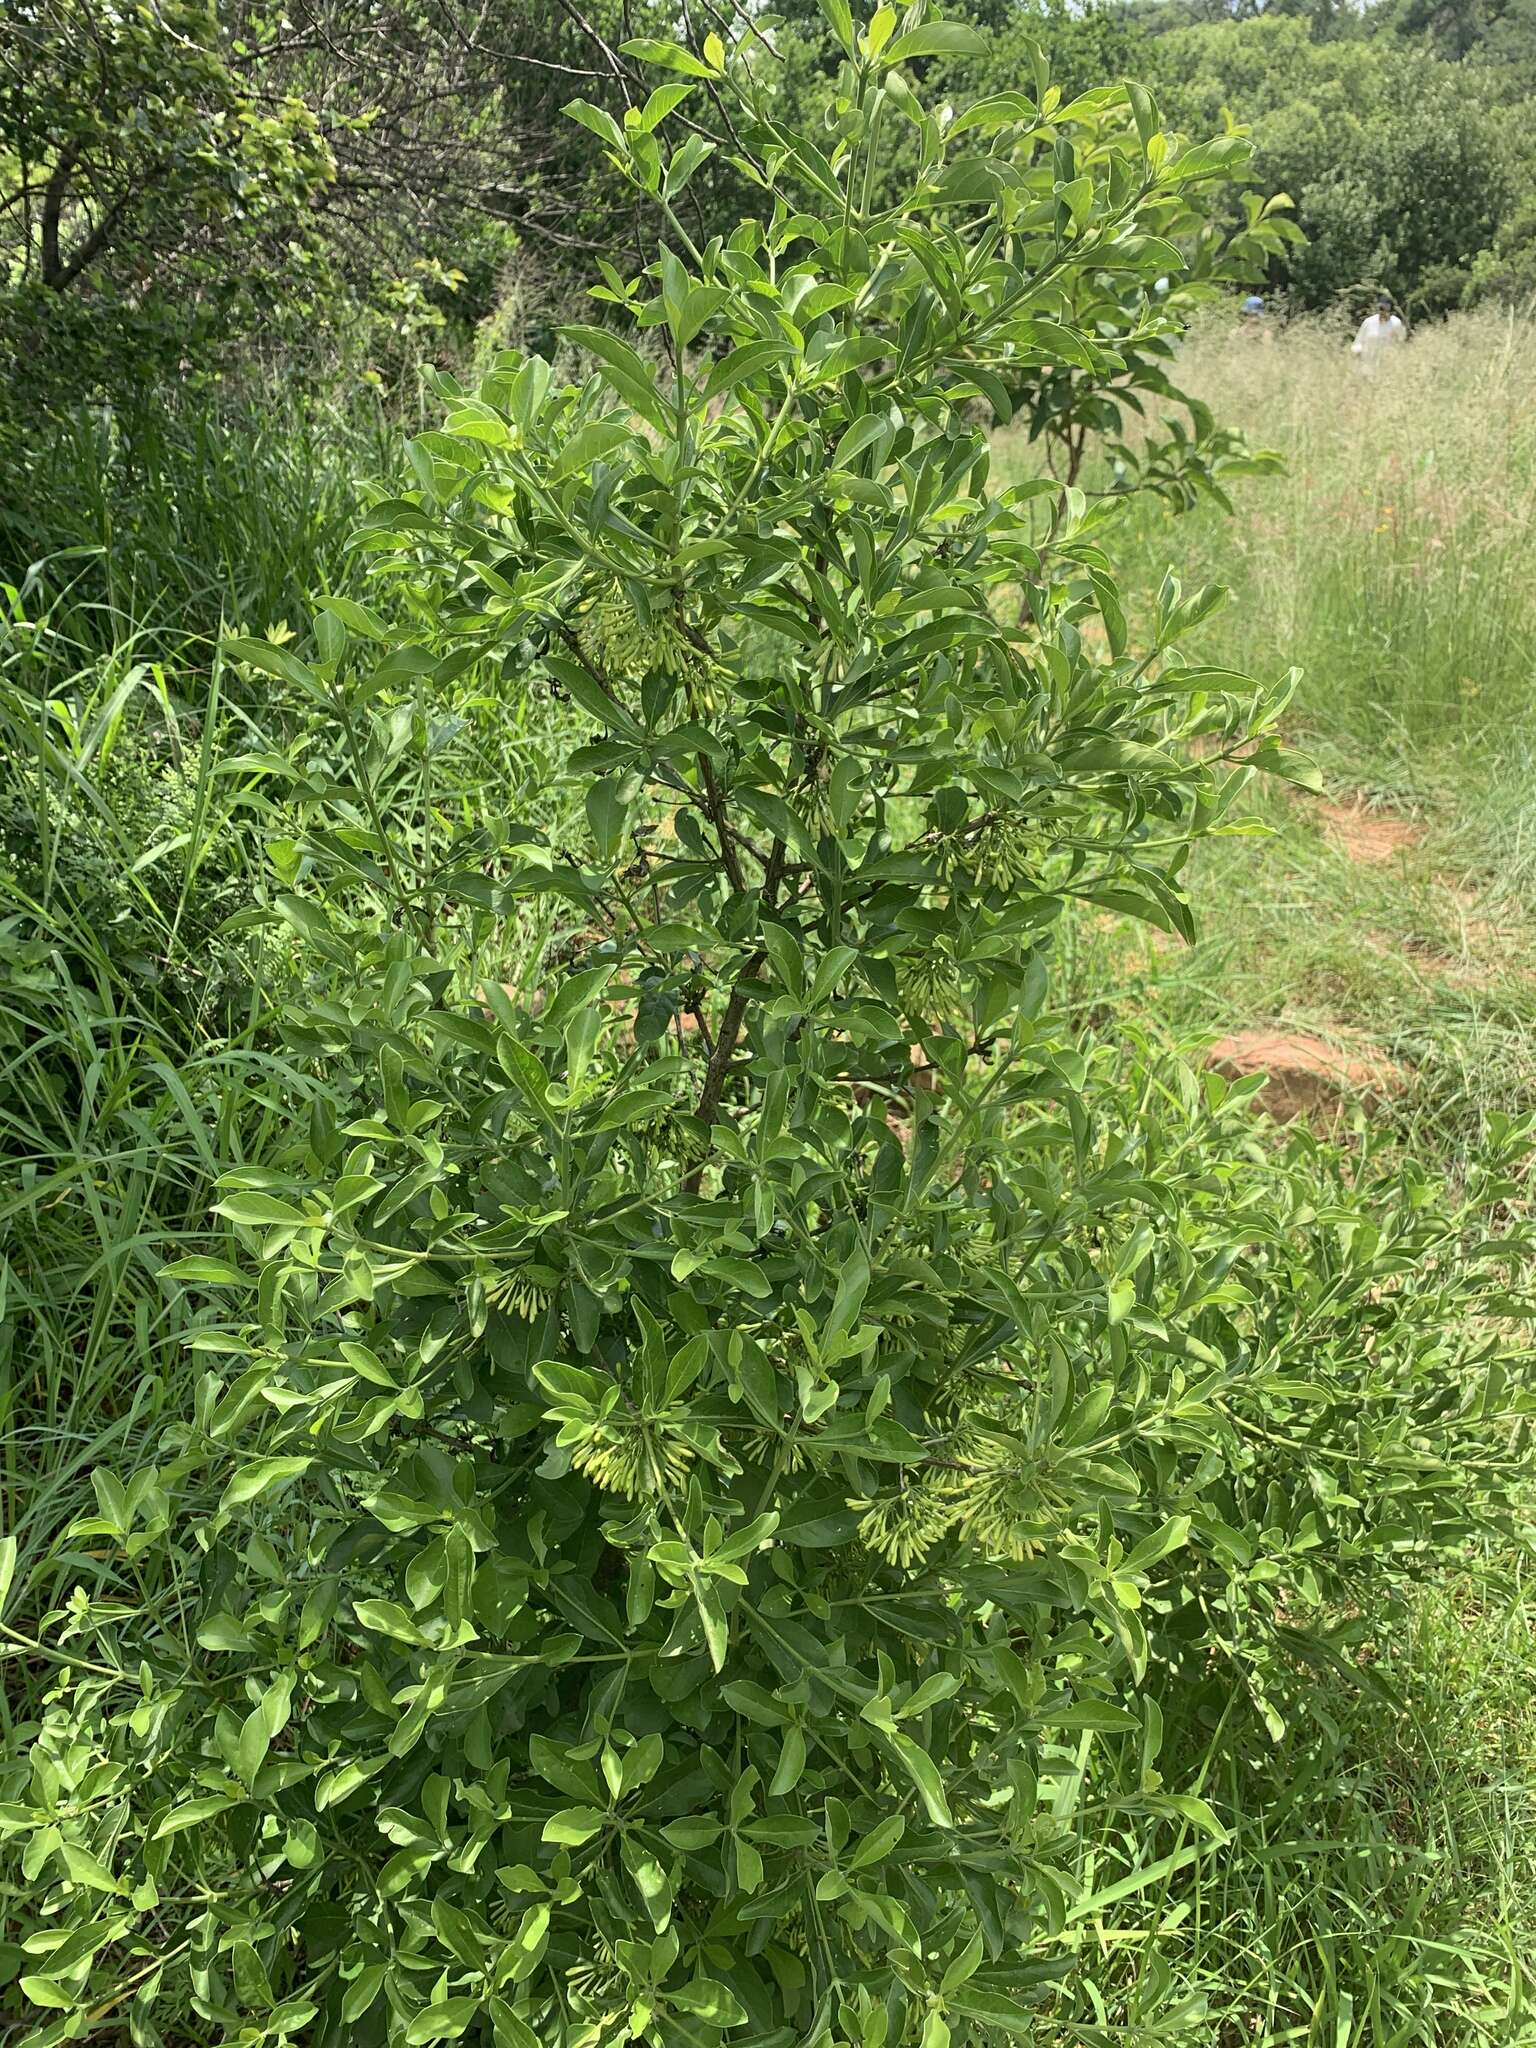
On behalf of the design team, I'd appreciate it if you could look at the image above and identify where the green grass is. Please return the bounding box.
[0,383,395,672]
[994,308,1536,1180]
[0,633,306,1784]
[0,469,580,1755]
[1059,779,1536,1169]
[1036,1568,1536,2044]
[1107,308,1536,762]
[992,308,1536,2039]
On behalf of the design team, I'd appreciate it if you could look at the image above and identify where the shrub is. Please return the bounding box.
[2,6,1531,2045]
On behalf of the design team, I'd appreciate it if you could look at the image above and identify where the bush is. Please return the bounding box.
[2,7,1531,2044]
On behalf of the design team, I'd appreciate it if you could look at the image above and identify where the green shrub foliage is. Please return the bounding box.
[3,7,1531,2044]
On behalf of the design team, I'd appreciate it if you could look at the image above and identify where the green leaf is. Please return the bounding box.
[888,1731,952,1827]
[702,340,789,402]
[666,133,716,201]
[883,23,988,62]
[545,655,645,740]
[312,594,388,640]
[20,1976,76,2010]
[218,1457,313,1512]
[825,1247,870,1346]
[162,1256,250,1286]
[274,893,333,943]
[563,99,624,151]
[594,1088,677,1131]
[620,36,716,77]
[550,419,636,482]
[722,1681,787,1727]
[662,1815,724,1849]
[1052,1701,1142,1732]
[670,1979,748,2025]
[343,1965,388,2024]
[1123,1515,1192,1576]
[898,1672,962,1719]
[214,1191,307,1227]
[620,1732,666,1794]
[586,777,628,861]
[542,1806,607,1845]
[699,1256,773,1299]
[388,1664,452,1758]
[405,1998,482,2043]
[818,0,856,55]
[948,1986,1035,2034]
[694,1571,729,1672]
[562,326,669,431]
[235,1703,271,1787]
[760,922,805,996]
[677,285,730,348]
[196,1612,255,1651]
[636,81,695,132]
[1164,135,1251,185]
[153,1795,244,1838]
[847,1813,905,1870]
[1161,1793,1230,1842]
[354,1599,436,1646]
[941,1929,984,1992]
[220,637,321,694]
[60,1843,121,1893]
[769,1725,807,1796]
[1246,741,1325,793]
[1125,78,1160,154]
[489,1999,541,2048]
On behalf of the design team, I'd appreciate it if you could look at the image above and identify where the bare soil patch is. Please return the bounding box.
[1322,799,1421,865]
[1206,1028,1403,1123]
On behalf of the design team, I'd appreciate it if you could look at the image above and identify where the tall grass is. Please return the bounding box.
[0,636,300,1748]
[1111,307,1536,776]
[996,310,1536,1171]
[0,384,396,672]
[994,314,1536,2034]
[0,484,579,1762]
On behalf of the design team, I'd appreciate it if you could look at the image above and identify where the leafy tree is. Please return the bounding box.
[963,0,1152,102]
[975,66,1297,501]
[2,5,1531,2045]
[0,0,750,409]
[1144,14,1524,312]
[0,0,330,298]
[0,0,334,395]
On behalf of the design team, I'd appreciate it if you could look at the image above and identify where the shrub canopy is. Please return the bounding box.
[2,8,1531,2047]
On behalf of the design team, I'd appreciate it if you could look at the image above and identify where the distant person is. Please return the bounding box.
[1238,292,1273,344]
[1352,294,1405,370]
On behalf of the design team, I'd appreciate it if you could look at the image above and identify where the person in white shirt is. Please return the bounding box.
[1352,293,1406,369]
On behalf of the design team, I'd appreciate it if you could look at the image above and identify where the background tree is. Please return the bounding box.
[0,0,334,395]
[1143,14,1525,313]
